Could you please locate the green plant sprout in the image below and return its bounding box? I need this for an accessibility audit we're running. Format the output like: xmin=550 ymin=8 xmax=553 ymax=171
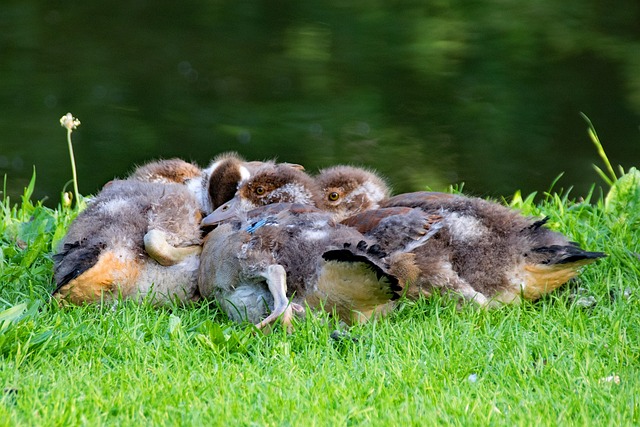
xmin=580 ymin=112 xmax=619 ymax=186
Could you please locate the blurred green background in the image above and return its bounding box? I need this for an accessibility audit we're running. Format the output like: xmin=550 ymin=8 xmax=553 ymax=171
xmin=2 ymin=1 xmax=639 ymax=206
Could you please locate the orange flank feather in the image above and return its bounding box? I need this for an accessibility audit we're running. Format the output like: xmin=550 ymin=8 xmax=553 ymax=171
xmin=312 ymin=260 xmax=395 ymax=324
xmin=521 ymin=259 xmax=598 ymax=301
xmin=54 ymin=251 xmax=142 ymax=304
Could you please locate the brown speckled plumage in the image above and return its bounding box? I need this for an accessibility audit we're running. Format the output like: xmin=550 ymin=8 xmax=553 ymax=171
xmin=129 ymin=158 xmax=202 ymax=184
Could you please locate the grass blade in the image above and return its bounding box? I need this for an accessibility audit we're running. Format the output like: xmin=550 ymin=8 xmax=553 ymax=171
xmin=580 ymin=112 xmax=618 ymax=184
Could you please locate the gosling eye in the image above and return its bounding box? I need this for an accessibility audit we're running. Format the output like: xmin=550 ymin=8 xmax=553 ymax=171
xmin=328 ymin=192 xmax=340 ymax=202
xmin=255 ymin=186 xmax=265 ymax=196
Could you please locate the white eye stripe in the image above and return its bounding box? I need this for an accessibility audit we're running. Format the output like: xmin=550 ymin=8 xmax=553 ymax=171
xmin=238 ymin=165 xmax=251 ymax=182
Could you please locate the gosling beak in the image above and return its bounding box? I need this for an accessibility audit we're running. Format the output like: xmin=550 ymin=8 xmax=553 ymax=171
xmin=281 ymin=162 xmax=305 ymax=171
xmin=201 ymin=197 xmax=240 ymax=226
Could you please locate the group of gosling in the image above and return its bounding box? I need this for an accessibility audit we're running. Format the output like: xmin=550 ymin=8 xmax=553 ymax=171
xmin=52 ymin=153 xmax=605 ymax=330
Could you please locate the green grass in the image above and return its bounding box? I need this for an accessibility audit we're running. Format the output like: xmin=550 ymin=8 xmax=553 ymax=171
xmin=1 ymin=166 xmax=639 ymax=426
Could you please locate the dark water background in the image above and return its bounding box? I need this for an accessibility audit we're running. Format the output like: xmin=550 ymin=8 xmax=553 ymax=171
xmin=2 ymin=1 xmax=640 ymax=206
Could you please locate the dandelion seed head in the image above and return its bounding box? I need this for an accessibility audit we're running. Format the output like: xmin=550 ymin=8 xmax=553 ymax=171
xmin=60 ymin=113 xmax=81 ymax=131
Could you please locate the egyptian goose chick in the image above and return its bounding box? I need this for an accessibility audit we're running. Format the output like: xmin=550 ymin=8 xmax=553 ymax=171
xmin=52 ymin=154 xmax=269 ymax=305
xmin=205 ymin=163 xmax=323 ymax=223
xmin=199 ymin=203 xmax=436 ymax=329
xmin=316 ymin=166 xmax=606 ymax=305
xmin=53 ymin=179 xmax=203 ymax=304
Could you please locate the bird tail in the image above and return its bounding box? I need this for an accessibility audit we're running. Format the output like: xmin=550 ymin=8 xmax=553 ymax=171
xmin=522 ymin=244 xmax=606 ymax=300
xmin=532 ymin=244 xmax=606 ymax=266
xmin=52 ymin=241 xmax=104 ymax=293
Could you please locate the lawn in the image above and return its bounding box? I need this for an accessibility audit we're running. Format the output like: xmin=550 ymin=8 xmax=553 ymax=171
xmin=1 ymin=162 xmax=639 ymax=426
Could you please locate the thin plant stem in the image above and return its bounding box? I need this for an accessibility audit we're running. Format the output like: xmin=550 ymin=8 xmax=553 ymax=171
xmin=66 ymin=127 xmax=80 ymax=207
xmin=60 ymin=113 xmax=82 ymax=209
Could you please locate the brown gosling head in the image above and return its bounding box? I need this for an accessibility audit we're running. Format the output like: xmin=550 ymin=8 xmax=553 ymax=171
xmin=315 ymin=165 xmax=391 ymax=222
xmin=201 ymin=163 xmax=321 ymax=226
xmin=199 ymin=152 xmax=264 ymax=213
